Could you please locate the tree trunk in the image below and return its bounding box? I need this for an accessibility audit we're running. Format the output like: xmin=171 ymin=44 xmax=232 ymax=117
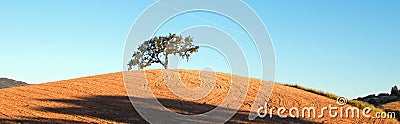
xmin=164 ymin=54 xmax=169 ymax=69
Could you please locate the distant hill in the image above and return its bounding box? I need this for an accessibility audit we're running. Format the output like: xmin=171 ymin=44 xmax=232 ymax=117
xmin=355 ymin=94 xmax=400 ymax=107
xmin=354 ymin=86 xmax=400 ymax=121
xmin=0 ymin=78 xmax=29 ymax=89
xmin=355 ymin=85 xmax=400 ymax=107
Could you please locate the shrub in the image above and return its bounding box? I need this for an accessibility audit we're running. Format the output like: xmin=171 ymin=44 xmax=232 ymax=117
xmin=391 ymin=85 xmax=400 ymax=96
xmin=378 ymin=93 xmax=390 ymax=96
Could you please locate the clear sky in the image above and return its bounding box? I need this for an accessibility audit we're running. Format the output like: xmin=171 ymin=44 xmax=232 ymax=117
xmin=0 ymin=0 xmax=399 ymax=99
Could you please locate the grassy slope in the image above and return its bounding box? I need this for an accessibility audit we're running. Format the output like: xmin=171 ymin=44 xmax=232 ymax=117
xmin=381 ymin=102 xmax=400 ymax=121
xmin=283 ymin=84 xmax=383 ymax=113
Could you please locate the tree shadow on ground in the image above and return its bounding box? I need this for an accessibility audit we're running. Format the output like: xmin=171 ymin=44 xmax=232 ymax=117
xmin=1 ymin=95 xmax=318 ymax=123
xmin=0 ymin=117 xmax=87 ymax=124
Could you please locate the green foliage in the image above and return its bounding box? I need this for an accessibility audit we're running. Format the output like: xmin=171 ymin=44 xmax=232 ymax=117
xmin=391 ymin=85 xmax=400 ymax=96
xmin=128 ymin=33 xmax=199 ymax=70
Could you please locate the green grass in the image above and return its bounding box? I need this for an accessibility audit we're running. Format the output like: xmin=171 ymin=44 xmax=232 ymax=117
xmin=283 ymin=83 xmax=384 ymax=114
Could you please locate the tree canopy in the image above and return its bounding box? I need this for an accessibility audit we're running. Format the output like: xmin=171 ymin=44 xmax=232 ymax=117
xmin=128 ymin=33 xmax=199 ymax=70
xmin=391 ymin=85 xmax=400 ymax=96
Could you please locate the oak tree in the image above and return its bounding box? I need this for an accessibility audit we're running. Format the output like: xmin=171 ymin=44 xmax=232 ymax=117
xmin=128 ymin=33 xmax=199 ymax=70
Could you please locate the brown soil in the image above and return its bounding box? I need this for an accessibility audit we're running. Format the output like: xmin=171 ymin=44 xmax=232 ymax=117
xmin=0 ymin=70 xmax=397 ymax=123
xmin=382 ymin=102 xmax=400 ymax=111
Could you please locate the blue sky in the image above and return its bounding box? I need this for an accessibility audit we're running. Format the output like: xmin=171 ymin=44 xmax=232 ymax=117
xmin=0 ymin=0 xmax=399 ymax=99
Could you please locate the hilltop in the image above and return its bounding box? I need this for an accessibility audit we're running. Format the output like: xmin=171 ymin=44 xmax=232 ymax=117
xmin=0 ymin=70 xmax=396 ymax=123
